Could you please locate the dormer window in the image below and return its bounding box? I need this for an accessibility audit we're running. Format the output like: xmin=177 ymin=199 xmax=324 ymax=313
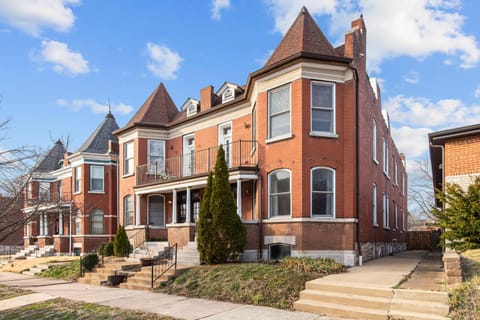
xmin=186 ymin=103 xmax=198 ymax=116
xmin=222 ymin=88 xmax=235 ymax=103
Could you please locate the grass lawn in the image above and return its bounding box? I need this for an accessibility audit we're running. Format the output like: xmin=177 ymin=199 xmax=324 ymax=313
xmin=157 ymin=257 xmax=345 ymax=310
xmin=0 ymin=285 xmax=32 ymax=301
xmin=0 ymin=298 xmax=175 ymax=320
xmin=37 ymin=260 xmax=81 ymax=281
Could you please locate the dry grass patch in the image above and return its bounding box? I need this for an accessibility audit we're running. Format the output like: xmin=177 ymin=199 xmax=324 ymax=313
xmin=0 ymin=285 xmax=32 ymax=301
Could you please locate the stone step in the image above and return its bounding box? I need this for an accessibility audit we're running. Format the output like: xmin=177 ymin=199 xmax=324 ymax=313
xmin=77 ymin=277 xmax=106 ymax=286
xmin=390 ymin=298 xmax=449 ymax=316
xmin=393 ymin=289 xmax=449 ymax=304
xmin=389 ymin=309 xmax=450 ymax=320
xmin=299 ymin=289 xmax=391 ymax=310
xmin=294 ymin=299 xmax=387 ymax=320
xmin=305 ymin=280 xmax=394 ymax=299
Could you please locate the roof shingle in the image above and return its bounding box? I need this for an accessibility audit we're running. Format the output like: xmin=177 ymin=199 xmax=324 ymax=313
xmin=77 ymin=112 xmax=119 ymax=154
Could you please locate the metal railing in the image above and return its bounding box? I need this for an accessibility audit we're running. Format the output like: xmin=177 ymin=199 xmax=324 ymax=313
xmin=137 ymin=140 xmax=257 ymax=186
xmin=151 ymin=243 xmax=177 ymax=288
xmin=26 ymin=191 xmax=72 ymax=206
xmin=128 ymin=227 xmax=147 ymax=250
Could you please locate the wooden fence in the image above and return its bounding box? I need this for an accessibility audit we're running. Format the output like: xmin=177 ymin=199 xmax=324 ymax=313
xmin=406 ymin=230 xmax=442 ymax=251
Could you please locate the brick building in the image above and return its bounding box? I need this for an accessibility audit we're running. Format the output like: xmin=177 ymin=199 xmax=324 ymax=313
xmin=429 ymin=123 xmax=480 ymax=205
xmin=114 ymin=8 xmax=407 ymax=266
xmin=21 ymin=112 xmax=119 ymax=255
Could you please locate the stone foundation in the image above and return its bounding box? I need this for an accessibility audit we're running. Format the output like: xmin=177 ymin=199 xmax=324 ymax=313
xmin=443 ymin=251 xmax=462 ymax=287
xmin=360 ymin=241 xmax=407 ymax=263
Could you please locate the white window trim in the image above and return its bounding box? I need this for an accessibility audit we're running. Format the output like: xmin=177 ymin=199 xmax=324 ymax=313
xmin=383 ymin=137 xmax=389 ymax=178
xmin=89 ymin=165 xmax=104 ymax=192
xmin=147 ymin=194 xmax=166 ymax=227
xmin=90 ymin=208 xmax=104 ymax=235
xmin=310 ymin=81 xmax=336 ymax=135
xmin=74 ymin=166 xmax=81 ymax=194
xmin=373 ymin=119 xmax=378 ymax=164
xmin=383 ymin=192 xmax=389 ymax=229
xmin=310 ymin=167 xmax=336 ymax=218
xmin=124 ymin=195 xmax=134 ymax=227
xmin=251 ymin=104 xmax=256 ymax=153
xmin=394 ymin=201 xmax=398 ymax=230
xmin=268 ymin=169 xmax=292 ymax=219
xmin=372 ymin=183 xmax=378 ymax=227
xmin=267 ymin=84 xmax=291 ymax=141
xmin=147 ymin=139 xmax=166 ymax=173
xmin=123 ymin=141 xmax=134 ymax=176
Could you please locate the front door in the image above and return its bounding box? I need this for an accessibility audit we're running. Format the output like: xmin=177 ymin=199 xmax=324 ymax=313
xmin=183 ymin=134 xmax=195 ymax=176
xmin=218 ymin=123 xmax=232 ymax=167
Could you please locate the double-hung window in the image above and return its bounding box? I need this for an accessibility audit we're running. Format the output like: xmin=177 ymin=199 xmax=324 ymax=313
xmin=372 ymin=120 xmax=377 ymax=162
xmin=123 ymin=142 xmax=134 ymax=175
xmin=311 ymin=82 xmax=335 ymax=134
xmin=383 ymin=138 xmax=389 ymax=176
xmin=372 ymin=183 xmax=377 ymax=226
xmin=90 ymin=165 xmax=104 ymax=192
xmin=148 ymin=140 xmax=165 ymax=173
xmin=268 ymin=170 xmax=291 ymax=217
xmin=311 ymin=167 xmax=335 ymax=217
xmin=124 ymin=195 xmax=134 ymax=226
xmin=90 ymin=209 xmax=104 ymax=234
xmin=74 ymin=167 xmax=81 ymax=193
xmin=383 ymin=193 xmax=389 ymax=229
xmin=268 ymin=84 xmax=290 ymax=140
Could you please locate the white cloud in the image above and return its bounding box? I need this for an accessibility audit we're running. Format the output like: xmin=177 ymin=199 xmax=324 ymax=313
xmin=385 ymin=95 xmax=480 ymax=128
xmin=391 ymin=126 xmax=432 ymax=159
xmin=211 ymin=0 xmax=230 ymax=21
xmin=403 ymin=70 xmax=419 ymax=84
xmin=0 ymin=0 xmax=79 ymax=37
xmin=265 ymin=0 xmax=480 ymax=71
xmin=38 ymin=40 xmax=89 ymax=76
xmin=146 ymin=42 xmax=183 ymax=80
xmin=56 ymin=98 xmax=133 ymax=115
xmin=475 ymin=84 xmax=480 ymax=98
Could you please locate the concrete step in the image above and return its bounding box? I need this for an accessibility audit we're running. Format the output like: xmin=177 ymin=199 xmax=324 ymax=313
xmin=305 ymin=280 xmax=394 ymax=299
xmin=21 ymin=271 xmax=37 ymax=276
xmin=299 ymin=289 xmax=391 ymax=310
xmin=393 ymin=289 xmax=449 ymax=304
xmin=77 ymin=277 xmax=106 ymax=286
xmin=389 ymin=309 xmax=450 ymax=320
xmin=294 ymin=299 xmax=387 ymax=320
xmin=390 ymin=298 xmax=449 ymax=316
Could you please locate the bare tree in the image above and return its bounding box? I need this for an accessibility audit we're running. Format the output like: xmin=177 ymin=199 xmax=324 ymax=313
xmin=408 ymin=157 xmax=435 ymax=220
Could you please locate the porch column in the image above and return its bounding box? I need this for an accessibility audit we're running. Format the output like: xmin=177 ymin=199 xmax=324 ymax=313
xmin=186 ymin=187 xmax=191 ymax=223
xmin=44 ymin=214 xmax=49 ymax=236
xmin=59 ymin=210 xmax=64 ymax=235
xmin=39 ymin=214 xmax=44 ymax=236
xmin=136 ymin=195 xmax=141 ymax=226
xmin=172 ymin=189 xmax=177 ymax=224
xmin=236 ymin=179 xmax=242 ymax=217
xmin=26 ymin=221 xmax=31 ymax=237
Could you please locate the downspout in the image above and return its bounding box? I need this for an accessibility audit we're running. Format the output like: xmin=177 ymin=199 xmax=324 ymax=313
xmin=352 ymin=66 xmax=363 ymax=265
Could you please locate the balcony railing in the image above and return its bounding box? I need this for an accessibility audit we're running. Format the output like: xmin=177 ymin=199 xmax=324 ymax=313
xmin=26 ymin=191 xmax=72 ymax=207
xmin=137 ymin=140 xmax=257 ymax=186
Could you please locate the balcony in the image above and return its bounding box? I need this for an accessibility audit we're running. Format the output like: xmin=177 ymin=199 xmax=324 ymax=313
xmin=26 ymin=192 xmax=73 ymax=207
xmin=137 ymin=140 xmax=257 ymax=186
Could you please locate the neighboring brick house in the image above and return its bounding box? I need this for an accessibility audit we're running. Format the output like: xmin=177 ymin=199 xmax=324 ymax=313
xmin=22 ymin=112 xmax=119 ymax=255
xmin=0 ymin=195 xmax=24 ymax=249
xmin=114 ymin=7 xmax=407 ymax=266
xmin=429 ymin=123 xmax=480 ymax=205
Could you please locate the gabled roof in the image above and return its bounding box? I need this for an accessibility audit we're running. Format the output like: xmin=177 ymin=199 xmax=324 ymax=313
xmin=77 ymin=112 xmax=119 ymax=154
xmin=264 ymin=6 xmax=340 ymax=67
xmin=123 ymin=82 xmax=179 ymax=130
xmin=33 ymin=140 xmax=67 ymax=173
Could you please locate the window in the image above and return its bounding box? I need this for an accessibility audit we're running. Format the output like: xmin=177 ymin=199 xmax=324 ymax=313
xmin=39 ymin=181 xmax=50 ymax=201
xmin=148 ymin=195 xmax=165 ymax=227
xmin=74 ymin=166 xmax=81 ymax=193
xmin=394 ymin=201 xmax=398 ymax=230
xmin=268 ymin=84 xmax=290 ymax=139
xmin=222 ymin=88 xmax=234 ymax=103
xmin=372 ymin=183 xmax=377 ymax=226
xmin=269 ymin=244 xmax=291 ymax=261
xmin=311 ymin=82 xmax=335 ymax=133
xmin=383 ymin=193 xmax=389 ymax=229
xmin=402 ymin=209 xmax=406 ymax=231
xmin=373 ymin=120 xmax=377 ymax=162
xmin=57 ymin=180 xmax=62 ymax=201
xmin=394 ymin=161 xmax=398 ymax=186
xmin=252 ymin=105 xmax=256 ymax=151
xmin=90 ymin=165 xmax=104 ymax=192
xmin=148 ymin=140 xmax=165 ymax=173
xmin=75 ymin=210 xmax=82 ymax=235
xmin=124 ymin=195 xmax=134 ymax=226
xmin=268 ymin=170 xmax=291 ymax=217
xmin=123 ymin=142 xmax=134 ymax=175
xmin=90 ymin=209 xmax=104 ymax=234
xmin=186 ymin=103 xmax=198 ymax=117
xmin=383 ymin=138 xmax=389 ymax=176
xmin=402 ymin=173 xmax=406 ymax=195
xmin=311 ymin=167 xmax=335 ymax=217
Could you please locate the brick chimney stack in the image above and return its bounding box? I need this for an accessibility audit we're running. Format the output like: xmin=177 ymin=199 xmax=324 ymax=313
xmin=200 ymin=85 xmax=215 ymax=111
xmin=344 ymin=15 xmax=367 ymax=71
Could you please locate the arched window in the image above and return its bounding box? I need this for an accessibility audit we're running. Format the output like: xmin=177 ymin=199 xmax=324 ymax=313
xmin=124 ymin=195 xmax=134 ymax=226
xmin=90 ymin=208 xmax=104 ymax=234
xmin=311 ymin=167 xmax=335 ymax=217
xmin=148 ymin=195 xmax=165 ymax=227
xmin=268 ymin=169 xmax=291 ymax=218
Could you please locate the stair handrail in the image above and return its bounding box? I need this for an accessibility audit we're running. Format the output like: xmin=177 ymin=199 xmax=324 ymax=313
xmin=128 ymin=227 xmax=147 ymax=250
xmin=151 ymin=243 xmax=177 ymax=288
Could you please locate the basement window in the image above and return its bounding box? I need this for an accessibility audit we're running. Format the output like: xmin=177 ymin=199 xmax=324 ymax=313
xmin=269 ymin=243 xmax=291 ymax=261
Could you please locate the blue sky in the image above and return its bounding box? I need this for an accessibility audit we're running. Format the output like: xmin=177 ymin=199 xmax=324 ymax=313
xmin=1 ymin=1 xmax=480 ymax=188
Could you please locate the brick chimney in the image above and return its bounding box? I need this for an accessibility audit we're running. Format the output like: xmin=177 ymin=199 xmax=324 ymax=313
xmin=344 ymin=15 xmax=367 ymax=71
xmin=200 ymin=85 xmax=215 ymax=111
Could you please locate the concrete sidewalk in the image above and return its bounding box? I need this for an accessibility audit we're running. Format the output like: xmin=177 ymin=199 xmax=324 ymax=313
xmin=0 ymin=250 xmax=436 ymax=320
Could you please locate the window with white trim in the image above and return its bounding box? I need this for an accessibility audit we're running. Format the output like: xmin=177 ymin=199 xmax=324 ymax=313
xmin=383 ymin=138 xmax=389 ymax=176
xmin=372 ymin=183 xmax=378 ymax=226
xmin=394 ymin=161 xmax=398 ymax=186
xmin=123 ymin=141 xmax=134 ymax=175
xmin=311 ymin=82 xmax=335 ymax=133
xmin=124 ymin=195 xmax=134 ymax=226
xmin=373 ymin=120 xmax=377 ymax=162
xmin=90 ymin=208 xmax=104 ymax=234
xmin=90 ymin=165 xmax=104 ymax=192
xmin=268 ymin=170 xmax=291 ymax=217
xmin=148 ymin=140 xmax=165 ymax=173
xmin=74 ymin=166 xmax=81 ymax=193
xmin=394 ymin=201 xmax=398 ymax=230
xmin=268 ymin=84 xmax=290 ymax=139
xmin=311 ymin=167 xmax=335 ymax=217
xmin=39 ymin=181 xmax=50 ymax=201
xmin=402 ymin=208 xmax=406 ymax=231
xmin=252 ymin=105 xmax=256 ymax=151
xmin=75 ymin=210 xmax=82 ymax=235
xmin=383 ymin=192 xmax=389 ymax=229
